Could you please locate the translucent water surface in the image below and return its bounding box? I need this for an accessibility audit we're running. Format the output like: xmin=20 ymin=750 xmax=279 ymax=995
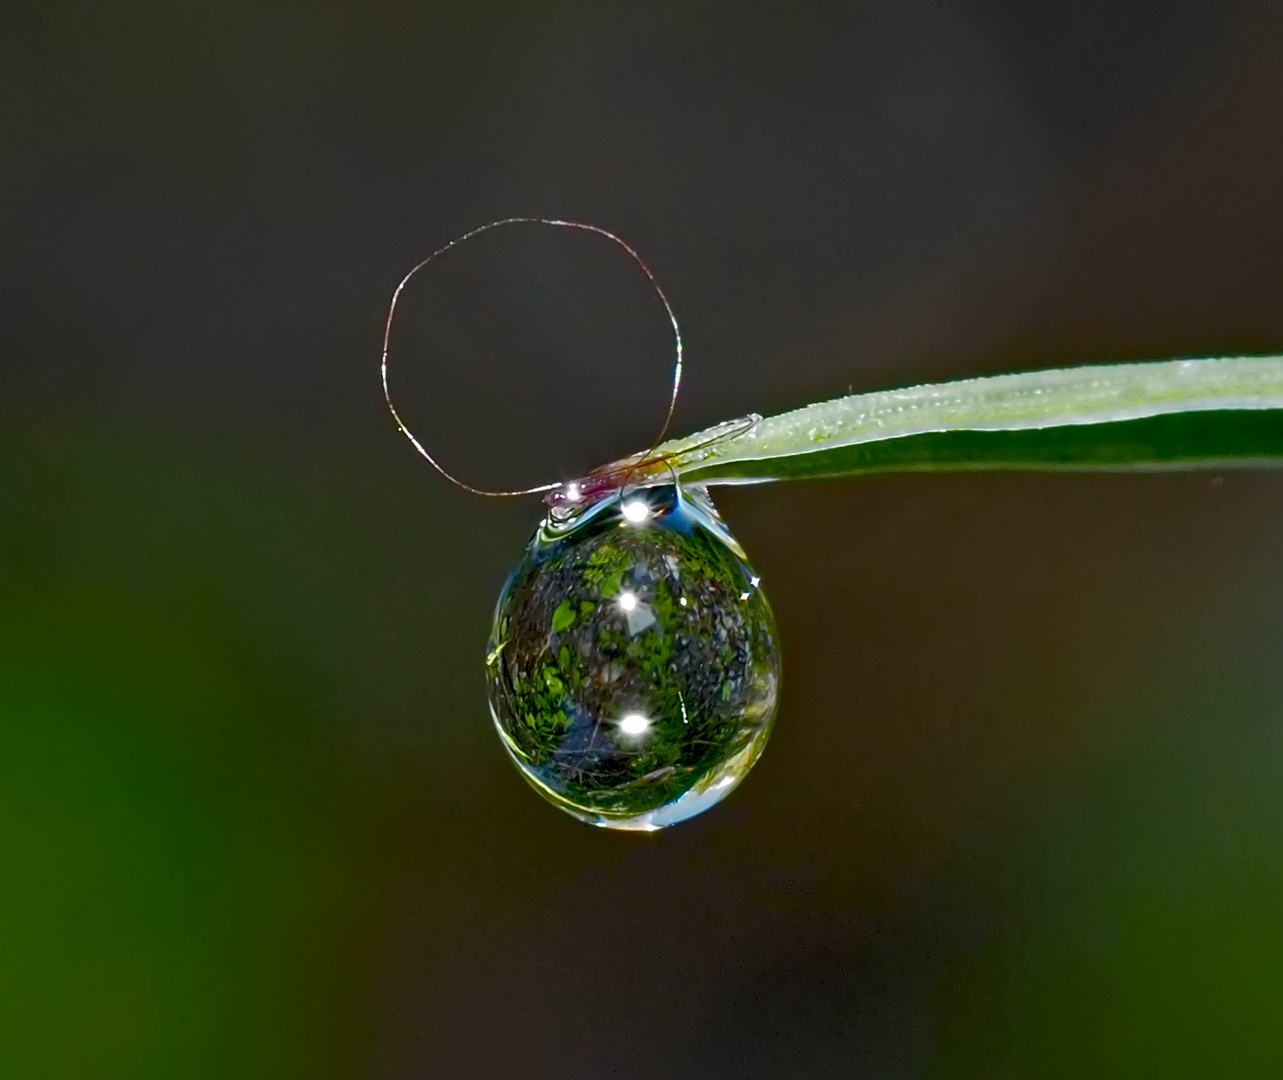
xmin=485 ymin=485 xmax=781 ymax=829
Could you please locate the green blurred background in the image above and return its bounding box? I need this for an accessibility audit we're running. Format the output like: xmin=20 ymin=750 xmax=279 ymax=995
xmin=4 ymin=1 xmax=1283 ymax=1076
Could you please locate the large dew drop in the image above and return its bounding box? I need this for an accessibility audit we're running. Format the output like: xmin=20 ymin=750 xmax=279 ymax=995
xmin=485 ymin=485 xmax=781 ymax=830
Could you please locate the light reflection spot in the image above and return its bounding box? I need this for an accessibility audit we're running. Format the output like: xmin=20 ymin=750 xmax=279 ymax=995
xmin=622 ymin=500 xmax=650 ymax=524
xmin=619 ymin=713 xmax=651 ymax=736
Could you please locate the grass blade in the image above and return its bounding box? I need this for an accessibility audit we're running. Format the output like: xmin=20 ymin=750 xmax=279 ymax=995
xmin=615 ymin=355 xmax=1283 ymax=486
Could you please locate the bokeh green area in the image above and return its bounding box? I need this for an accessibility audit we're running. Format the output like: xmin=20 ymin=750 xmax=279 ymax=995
xmin=3 ymin=423 xmax=352 ymax=1076
xmin=4 ymin=412 xmax=1283 ymax=1076
xmin=0 ymin=416 xmax=517 ymax=1076
xmin=928 ymin=692 xmax=1283 ymax=1077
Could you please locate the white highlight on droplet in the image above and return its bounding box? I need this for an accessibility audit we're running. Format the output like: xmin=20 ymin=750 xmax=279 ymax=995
xmin=750 ymin=575 xmax=761 ymax=587
xmin=619 ymin=713 xmax=651 ymax=736
xmin=618 ymin=591 xmax=637 ymax=612
xmin=739 ymin=591 xmax=751 ymax=601
xmin=621 ymin=500 xmax=649 ymax=524
xmin=565 ymin=482 xmax=582 ymax=503
xmin=679 ymin=596 xmax=687 ymax=607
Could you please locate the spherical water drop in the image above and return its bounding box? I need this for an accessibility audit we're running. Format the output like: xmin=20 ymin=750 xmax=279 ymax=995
xmin=485 ymin=485 xmax=781 ymax=830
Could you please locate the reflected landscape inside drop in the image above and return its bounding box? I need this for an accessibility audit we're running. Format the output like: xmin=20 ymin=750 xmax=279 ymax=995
xmin=485 ymin=485 xmax=781 ymax=829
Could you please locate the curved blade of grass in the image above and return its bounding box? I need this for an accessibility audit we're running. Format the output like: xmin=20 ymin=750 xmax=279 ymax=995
xmin=610 ymin=355 xmax=1283 ymax=487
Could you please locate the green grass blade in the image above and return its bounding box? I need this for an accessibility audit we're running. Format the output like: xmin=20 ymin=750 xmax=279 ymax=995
xmin=624 ymin=355 xmax=1283 ymax=485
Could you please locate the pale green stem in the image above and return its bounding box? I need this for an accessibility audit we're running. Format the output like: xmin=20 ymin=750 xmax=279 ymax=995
xmin=608 ymin=355 xmax=1283 ymax=486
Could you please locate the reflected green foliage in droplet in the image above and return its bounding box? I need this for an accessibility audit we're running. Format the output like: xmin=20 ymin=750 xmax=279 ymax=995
xmin=485 ymin=486 xmax=780 ymax=829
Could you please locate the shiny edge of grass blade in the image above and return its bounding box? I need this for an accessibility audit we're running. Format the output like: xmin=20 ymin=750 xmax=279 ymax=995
xmin=624 ymin=355 xmax=1283 ymax=485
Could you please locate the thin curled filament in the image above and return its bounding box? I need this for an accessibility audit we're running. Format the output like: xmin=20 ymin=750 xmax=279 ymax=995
xmin=381 ymin=217 xmax=685 ymax=499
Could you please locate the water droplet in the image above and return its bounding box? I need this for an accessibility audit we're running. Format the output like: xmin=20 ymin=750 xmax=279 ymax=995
xmin=485 ymin=485 xmax=781 ymax=830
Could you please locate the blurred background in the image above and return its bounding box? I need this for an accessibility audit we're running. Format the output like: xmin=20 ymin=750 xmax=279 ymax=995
xmin=4 ymin=1 xmax=1283 ymax=1075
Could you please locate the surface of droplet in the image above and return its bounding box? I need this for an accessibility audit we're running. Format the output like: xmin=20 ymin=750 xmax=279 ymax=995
xmin=485 ymin=485 xmax=781 ymax=830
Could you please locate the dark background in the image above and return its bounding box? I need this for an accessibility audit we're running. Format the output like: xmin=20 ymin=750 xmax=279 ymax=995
xmin=4 ymin=1 xmax=1283 ymax=1076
